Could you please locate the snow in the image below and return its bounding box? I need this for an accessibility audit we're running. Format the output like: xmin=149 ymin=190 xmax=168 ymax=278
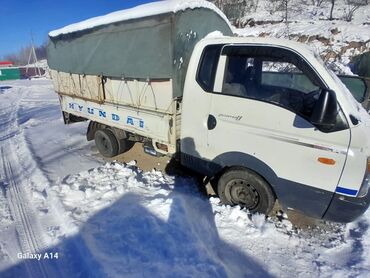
xmin=0 ymin=79 xmax=369 ymax=277
xmin=49 ymin=0 xmax=230 ymax=37
xmin=205 ymin=30 xmax=225 ymax=39
xmin=22 ymin=59 xmax=48 ymax=69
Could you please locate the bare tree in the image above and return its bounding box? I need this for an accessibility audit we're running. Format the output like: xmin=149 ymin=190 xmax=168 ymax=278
xmin=344 ymin=0 xmax=368 ymax=22
xmin=253 ymin=0 xmax=260 ymax=12
xmin=209 ymin=0 xmax=245 ymax=21
xmin=279 ymin=0 xmax=292 ymax=22
xmin=311 ymin=0 xmax=326 ymax=6
xmin=329 ymin=0 xmax=335 ymax=20
xmin=209 ymin=0 xmax=264 ymax=25
xmin=2 ymin=42 xmax=47 ymax=65
xmin=283 ymin=0 xmax=289 ymax=22
xmin=265 ymin=0 xmax=282 ymax=15
xmin=264 ymin=0 xmax=292 ymax=22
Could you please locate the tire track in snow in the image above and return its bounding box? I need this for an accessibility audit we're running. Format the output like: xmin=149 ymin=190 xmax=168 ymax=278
xmin=0 ymin=86 xmax=60 ymax=277
xmin=0 ymin=147 xmax=48 ymax=278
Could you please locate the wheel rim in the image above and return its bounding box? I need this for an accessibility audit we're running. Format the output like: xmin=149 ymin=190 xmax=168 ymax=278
xmin=101 ymin=136 xmax=111 ymax=151
xmin=95 ymin=131 xmax=115 ymax=156
xmin=226 ymin=179 xmax=260 ymax=210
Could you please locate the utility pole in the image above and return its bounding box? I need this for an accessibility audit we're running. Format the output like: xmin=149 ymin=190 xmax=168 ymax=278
xmin=26 ymin=32 xmax=42 ymax=77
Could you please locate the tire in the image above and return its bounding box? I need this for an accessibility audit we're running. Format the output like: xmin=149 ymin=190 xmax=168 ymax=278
xmin=118 ymin=138 xmax=134 ymax=155
xmin=217 ymin=168 xmax=275 ymax=214
xmin=94 ymin=129 xmax=119 ymax=158
xmin=117 ymin=138 xmax=127 ymax=154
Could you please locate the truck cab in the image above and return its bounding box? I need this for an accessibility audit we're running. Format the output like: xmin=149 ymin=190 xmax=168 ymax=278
xmin=181 ymin=37 xmax=370 ymax=222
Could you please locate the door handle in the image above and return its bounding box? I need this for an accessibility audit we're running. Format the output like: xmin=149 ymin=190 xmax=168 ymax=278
xmin=207 ymin=114 xmax=217 ymax=130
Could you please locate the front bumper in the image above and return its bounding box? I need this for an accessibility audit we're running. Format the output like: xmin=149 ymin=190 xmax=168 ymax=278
xmin=323 ymin=190 xmax=370 ymax=223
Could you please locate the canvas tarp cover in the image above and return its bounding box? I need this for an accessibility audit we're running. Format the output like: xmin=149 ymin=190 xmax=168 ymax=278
xmin=47 ymin=8 xmax=233 ymax=97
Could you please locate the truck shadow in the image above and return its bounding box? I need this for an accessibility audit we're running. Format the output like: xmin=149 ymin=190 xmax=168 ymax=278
xmin=0 ymin=173 xmax=273 ymax=278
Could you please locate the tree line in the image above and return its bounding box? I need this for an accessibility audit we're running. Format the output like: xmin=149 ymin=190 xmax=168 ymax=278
xmin=209 ymin=0 xmax=369 ymax=24
xmin=2 ymin=42 xmax=47 ymax=66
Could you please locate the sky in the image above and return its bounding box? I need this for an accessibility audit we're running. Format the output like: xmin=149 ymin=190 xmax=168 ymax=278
xmin=0 ymin=0 xmax=159 ymax=59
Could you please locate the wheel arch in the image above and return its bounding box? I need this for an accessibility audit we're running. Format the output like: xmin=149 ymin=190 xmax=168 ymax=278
xmin=210 ymin=152 xmax=333 ymax=218
xmin=212 ymin=164 xmax=278 ymax=202
xmin=87 ymin=121 xmax=127 ymax=142
xmin=87 ymin=121 xmax=106 ymax=141
xmin=210 ymin=152 xmax=280 ymax=199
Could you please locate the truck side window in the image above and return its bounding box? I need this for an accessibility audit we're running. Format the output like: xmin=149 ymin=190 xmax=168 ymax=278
xmin=197 ymin=45 xmax=223 ymax=92
xmin=221 ymin=47 xmax=324 ymax=120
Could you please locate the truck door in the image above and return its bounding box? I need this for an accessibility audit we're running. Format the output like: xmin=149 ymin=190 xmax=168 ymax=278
xmin=206 ymin=45 xmax=351 ymax=217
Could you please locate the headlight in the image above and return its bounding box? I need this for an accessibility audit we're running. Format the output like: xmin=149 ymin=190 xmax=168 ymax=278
xmin=358 ymin=158 xmax=370 ymax=197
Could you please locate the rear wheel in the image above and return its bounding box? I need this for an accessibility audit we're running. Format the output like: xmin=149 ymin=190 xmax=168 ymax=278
xmin=94 ymin=129 xmax=119 ymax=158
xmin=118 ymin=138 xmax=135 ymax=155
xmin=217 ymin=168 xmax=275 ymax=214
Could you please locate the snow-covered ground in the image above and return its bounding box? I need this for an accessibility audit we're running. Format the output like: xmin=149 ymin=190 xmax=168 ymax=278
xmin=0 ymin=79 xmax=369 ymax=277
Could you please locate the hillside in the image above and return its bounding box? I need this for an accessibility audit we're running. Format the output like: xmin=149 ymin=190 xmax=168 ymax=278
xmin=215 ymin=0 xmax=370 ymax=74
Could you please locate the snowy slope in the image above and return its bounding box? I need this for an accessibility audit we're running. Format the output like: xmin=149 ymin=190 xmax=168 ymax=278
xmin=0 ymin=80 xmax=369 ymax=277
xmin=234 ymin=0 xmax=370 ymax=74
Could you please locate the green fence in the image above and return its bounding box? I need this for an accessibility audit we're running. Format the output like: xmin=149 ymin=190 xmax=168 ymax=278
xmin=0 ymin=67 xmax=20 ymax=81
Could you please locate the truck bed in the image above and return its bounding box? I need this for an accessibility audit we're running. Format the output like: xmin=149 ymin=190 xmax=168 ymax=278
xmin=53 ymin=71 xmax=180 ymax=154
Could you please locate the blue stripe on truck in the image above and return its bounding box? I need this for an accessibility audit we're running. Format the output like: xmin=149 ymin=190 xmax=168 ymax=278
xmin=336 ymin=186 xmax=358 ymax=197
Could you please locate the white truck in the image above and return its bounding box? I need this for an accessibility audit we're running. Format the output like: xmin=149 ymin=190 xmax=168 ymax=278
xmin=48 ymin=1 xmax=370 ymax=222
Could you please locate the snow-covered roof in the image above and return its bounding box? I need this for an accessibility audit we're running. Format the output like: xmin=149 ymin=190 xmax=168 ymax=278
xmin=49 ymin=0 xmax=230 ymax=37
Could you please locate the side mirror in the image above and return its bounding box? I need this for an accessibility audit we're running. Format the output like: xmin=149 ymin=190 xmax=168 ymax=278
xmin=311 ymin=89 xmax=338 ymax=129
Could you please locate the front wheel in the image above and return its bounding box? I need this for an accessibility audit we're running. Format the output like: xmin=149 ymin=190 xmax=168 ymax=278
xmin=217 ymin=168 xmax=276 ymax=214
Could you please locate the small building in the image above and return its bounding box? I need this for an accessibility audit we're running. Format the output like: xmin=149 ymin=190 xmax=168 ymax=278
xmin=0 ymin=67 xmax=21 ymax=81
xmin=0 ymin=60 xmax=20 ymax=81
xmin=0 ymin=61 xmax=14 ymax=68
